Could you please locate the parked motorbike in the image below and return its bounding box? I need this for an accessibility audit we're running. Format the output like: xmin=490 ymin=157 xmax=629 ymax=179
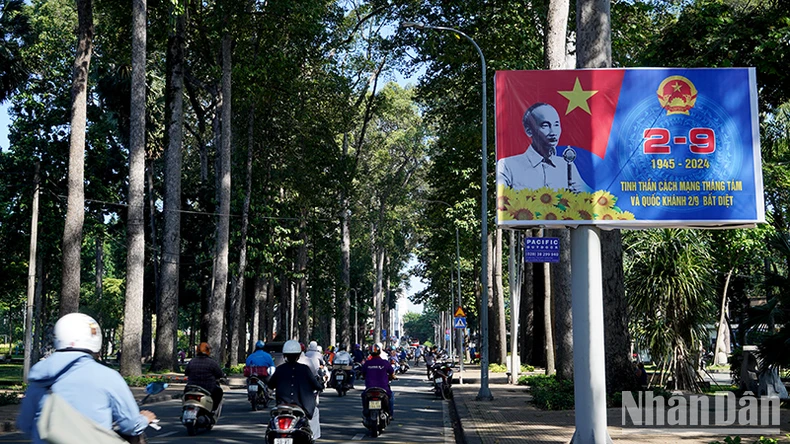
xmin=432 ymin=362 xmax=454 ymax=400
xmin=397 ymin=358 xmax=410 ymax=374
xmin=181 ymin=385 xmax=221 ymax=436
xmin=329 ymin=367 xmax=353 ymax=396
xmin=265 ymin=404 xmax=314 ymax=444
xmin=361 ymin=387 xmax=391 ymax=438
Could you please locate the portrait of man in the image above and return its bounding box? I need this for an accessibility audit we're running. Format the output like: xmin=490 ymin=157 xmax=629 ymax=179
xmin=496 ymin=102 xmax=592 ymax=192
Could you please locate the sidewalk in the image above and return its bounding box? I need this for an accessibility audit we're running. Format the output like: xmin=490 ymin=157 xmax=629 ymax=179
xmin=451 ymin=365 xmax=790 ymax=444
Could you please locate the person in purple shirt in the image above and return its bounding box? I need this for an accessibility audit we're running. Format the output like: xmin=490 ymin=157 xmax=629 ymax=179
xmin=361 ymin=343 xmax=396 ymax=418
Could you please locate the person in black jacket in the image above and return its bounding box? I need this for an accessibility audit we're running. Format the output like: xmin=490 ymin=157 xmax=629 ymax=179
xmin=268 ymin=339 xmax=324 ymax=437
xmin=184 ymin=342 xmax=225 ymax=411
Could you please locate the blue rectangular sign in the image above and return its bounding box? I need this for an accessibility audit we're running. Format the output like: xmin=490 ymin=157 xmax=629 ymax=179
xmin=524 ymin=237 xmax=560 ymax=263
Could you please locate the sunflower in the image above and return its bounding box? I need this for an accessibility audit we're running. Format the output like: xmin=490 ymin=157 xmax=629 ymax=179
xmin=594 ymin=207 xmax=618 ymax=220
xmin=535 ymin=204 xmax=562 ymax=220
xmin=534 ymin=187 xmax=559 ymax=206
xmin=591 ymin=190 xmax=617 ymax=209
xmin=615 ymin=211 xmax=636 ymax=220
xmin=497 ymin=184 xmax=517 ymax=211
xmin=556 ymin=191 xmax=578 ymax=211
xmin=502 ymin=188 xmax=536 ymax=221
xmin=573 ymin=208 xmax=595 ymax=220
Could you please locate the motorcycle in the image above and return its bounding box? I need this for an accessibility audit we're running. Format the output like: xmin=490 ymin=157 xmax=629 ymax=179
xmin=181 ymin=385 xmax=221 ymax=436
xmin=247 ymin=374 xmax=272 ymax=411
xmin=352 ymin=361 xmax=364 ymax=381
xmin=265 ymin=404 xmax=314 ymax=444
xmin=329 ymin=366 xmax=353 ymax=396
xmin=397 ymin=358 xmax=410 ymax=374
xmin=361 ymin=387 xmax=391 ymax=438
xmin=432 ymin=362 xmax=454 ymax=400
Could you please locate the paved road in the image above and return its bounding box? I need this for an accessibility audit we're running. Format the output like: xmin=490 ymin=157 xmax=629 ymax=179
xmin=0 ymin=370 xmax=454 ymax=443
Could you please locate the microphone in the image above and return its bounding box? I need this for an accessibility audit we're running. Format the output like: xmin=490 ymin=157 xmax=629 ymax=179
xmin=562 ymin=147 xmax=577 ymax=190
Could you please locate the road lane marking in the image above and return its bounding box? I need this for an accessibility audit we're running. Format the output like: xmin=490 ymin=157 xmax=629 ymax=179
xmin=352 ymin=433 xmax=366 ymax=440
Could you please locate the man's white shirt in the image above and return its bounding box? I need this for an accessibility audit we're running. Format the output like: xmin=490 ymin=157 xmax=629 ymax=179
xmin=497 ymin=146 xmax=591 ymax=193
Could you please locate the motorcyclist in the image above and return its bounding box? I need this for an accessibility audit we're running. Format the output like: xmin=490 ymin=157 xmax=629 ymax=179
xmin=245 ymin=340 xmax=275 ymax=377
xmin=361 ymin=342 xmax=396 ymax=418
xmin=324 ymin=345 xmax=336 ymax=366
xmin=184 ymin=342 xmax=225 ymax=412
xmin=17 ymin=313 xmax=157 ymax=443
xmin=352 ymin=343 xmax=365 ymax=364
xmin=304 ymin=341 xmax=326 ymax=382
xmin=333 ymin=346 xmax=355 ymax=388
xmin=268 ymin=339 xmax=324 ymax=438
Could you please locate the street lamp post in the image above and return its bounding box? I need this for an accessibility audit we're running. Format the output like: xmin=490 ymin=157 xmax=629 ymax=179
xmin=401 ymin=21 xmax=490 ymax=400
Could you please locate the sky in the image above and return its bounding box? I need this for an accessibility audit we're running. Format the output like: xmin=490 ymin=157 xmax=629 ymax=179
xmin=0 ymin=103 xmax=9 ymax=151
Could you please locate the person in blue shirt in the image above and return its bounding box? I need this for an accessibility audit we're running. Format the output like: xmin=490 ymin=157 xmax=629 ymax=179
xmin=246 ymin=340 xmax=275 ymax=370
xmin=17 ymin=313 xmax=156 ymax=443
xmin=352 ymin=343 xmax=365 ymax=364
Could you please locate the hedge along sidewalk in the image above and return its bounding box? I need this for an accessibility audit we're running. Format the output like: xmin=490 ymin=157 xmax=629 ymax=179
xmin=452 ymin=365 xmax=790 ymax=444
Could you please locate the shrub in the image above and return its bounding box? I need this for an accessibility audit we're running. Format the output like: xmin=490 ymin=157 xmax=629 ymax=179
xmin=521 ymin=364 xmax=535 ymax=372
xmin=518 ymin=374 xmax=575 ymax=410
xmin=0 ymin=391 xmax=22 ymax=406
xmin=226 ymin=364 xmax=245 ymax=375
xmin=123 ymin=375 xmax=168 ymax=387
xmin=488 ymin=363 xmax=508 ymax=373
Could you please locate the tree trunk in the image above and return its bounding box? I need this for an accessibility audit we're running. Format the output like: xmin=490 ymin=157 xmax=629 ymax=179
xmin=95 ymin=234 xmax=103 ymax=300
xmin=520 ymin=233 xmax=534 ymax=364
xmin=713 ymin=268 xmax=734 ymax=365
xmin=228 ymin=106 xmax=255 ymax=366
xmin=544 ymin=260 xmax=555 ymax=375
xmin=121 ymin=0 xmax=146 ymax=377
xmin=545 ymin=0 xmax=571 ymax=70
xmin=601 ymin=230 xmax=638 ymax=392
xmin=494 ymin=228 xmax=507 ymax=364
xmin=373 ymin=245 xmax=384 ymax=345
xmin=24 ymin=163 xmax=40 ymax=382
xmin=383 ymin=253 xmax=390 ymax=347
xmin=340 ymin=134 xmax=352 ymax=350
xmin=207 ymin=30 xmax=232 ymax=356
xmin=144 ymin=159 xmax=158 ymax=362
xmin=278 ymin=271 xmax=289 ymax=339
xmin=486 ymin=233 xmax=496 ymax=362
xmin=60 ymin=0 xmax=94 ymax=316
xmin=509 ymin=230 xmax=522 ymax=383
xmin=33 ymin=248 xmax=44 ymax=363
xmin=297 ymin=219 xmax=309 ymax=342
xmin=551 ymin=229 xmax=573 ymax=381
xmin=151 ymin=2 xmax=184 ymax=372
xmin=251 ymin=277 xmax=263 ymax=344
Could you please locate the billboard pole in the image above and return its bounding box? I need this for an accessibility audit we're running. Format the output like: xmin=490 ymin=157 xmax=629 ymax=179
xmin=570 ymin=227 xmax=612 ymax=443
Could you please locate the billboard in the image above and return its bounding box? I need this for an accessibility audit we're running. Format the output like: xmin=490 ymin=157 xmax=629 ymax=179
xmin=495 ymin=68 xmax=765 ymax=228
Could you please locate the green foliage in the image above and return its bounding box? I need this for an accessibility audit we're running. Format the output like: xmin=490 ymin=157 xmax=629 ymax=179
xmin=225 ymin=364 xmax=245 ymax=375
xmin=0 ymin=391 xmax=23 ymax=406
xmin=402 ymin=311 xmax=438 ymax=343
xmin=521 ymin=364 xmax=535 ymax=373
xmin=709 ymin=437 xmax=783 ymax=444
xmin=518 ymin=375 xmax=574 ymax=410
xmin=122 ymin=375 xmax=169 ymax=387
xmin=488 ymin=363 xmax=508 ymax=373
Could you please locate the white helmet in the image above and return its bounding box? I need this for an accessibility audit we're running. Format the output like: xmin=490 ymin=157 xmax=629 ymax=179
xmin=308 ymin=341 xmax=318 ymax=351
xmin=54 ymin=313 xmax=102 ymax=353
xmin=283 ymin=339 xmax=302 ymax=355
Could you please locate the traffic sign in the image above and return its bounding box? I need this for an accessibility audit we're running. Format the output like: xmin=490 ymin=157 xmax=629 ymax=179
xmin=454 ymin=317 xmax=467 ymax=329
xmin=454 ymin=306 xmax=466 ymax=317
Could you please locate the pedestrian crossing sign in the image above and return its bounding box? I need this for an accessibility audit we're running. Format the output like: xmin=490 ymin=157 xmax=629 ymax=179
xmin=454 ymin=317 xmax=467 ymax=329
xmin=454 ymin=306 xmax=466 ymax=317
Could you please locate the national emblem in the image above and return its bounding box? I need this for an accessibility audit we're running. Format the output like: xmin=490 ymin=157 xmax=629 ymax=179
xmin=656 ymin=75 xmax=697 ymax=115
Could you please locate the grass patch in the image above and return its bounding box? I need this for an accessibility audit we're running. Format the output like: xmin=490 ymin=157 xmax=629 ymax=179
xmin=702 ymin=384 xmax=739 ymax=394
xmin=488 ymin=363 xmax=508 ymax=373
xmin=0 ymin=364 xmax=23 ymax=385
xmin=518 ymin=374 xmax=575 ymax=410
xmin=225 ymin=364 xmax=245 ymax=375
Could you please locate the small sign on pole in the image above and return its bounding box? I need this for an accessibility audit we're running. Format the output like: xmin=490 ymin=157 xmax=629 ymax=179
xmin=454 ymin=306 xmax=466 ymax=317
xmin=524 ymin=237 xmax=560 ymax=263
xmin=454 ymin=317 xmax=467 ymax=329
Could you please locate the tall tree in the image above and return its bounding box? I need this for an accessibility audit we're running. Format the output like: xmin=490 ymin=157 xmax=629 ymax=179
xmin=207 ymin=16 xmax=232 ymax=357
xmin=0 ymin=0 xmax=31 ymax=103
xmin=59 ymin=0 xmax=94 ymax=315
xmin=151 ymin=0 xmax=185 ymax=372
xmin=120 ymin=0 xmax=147 ymax=377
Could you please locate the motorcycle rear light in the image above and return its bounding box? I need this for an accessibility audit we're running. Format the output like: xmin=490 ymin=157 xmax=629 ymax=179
xmin=185 ymin=394 xmax=202 ymax=401
xmin=277 ymin=416 xmax=294 ymax=431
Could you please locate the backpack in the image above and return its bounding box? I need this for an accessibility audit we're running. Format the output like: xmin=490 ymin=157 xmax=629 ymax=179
xmin=35 ymin=358 xmax=127 ymax=444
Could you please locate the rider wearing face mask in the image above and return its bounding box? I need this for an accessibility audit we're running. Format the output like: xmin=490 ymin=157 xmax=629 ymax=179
xmin=17 ymin=313 xmax=157 ymax=443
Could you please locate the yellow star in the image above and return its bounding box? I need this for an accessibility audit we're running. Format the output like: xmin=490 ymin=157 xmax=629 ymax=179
xmin=558 ymin=78 xmax=598 ymax=115
xmin=672 ymin=82 xmax=683 ymax=92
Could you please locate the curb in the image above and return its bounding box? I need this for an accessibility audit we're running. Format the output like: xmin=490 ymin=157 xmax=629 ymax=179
xmin=448 ymin=389 xmax=467 ymax=444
